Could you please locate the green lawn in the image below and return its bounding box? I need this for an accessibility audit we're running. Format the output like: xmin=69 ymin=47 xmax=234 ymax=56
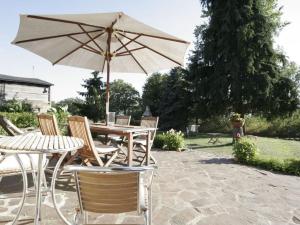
xmin=185 ymin=134 xmax=300 ymax=160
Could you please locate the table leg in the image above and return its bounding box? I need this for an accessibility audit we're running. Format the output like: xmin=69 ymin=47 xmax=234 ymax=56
xmin=11 ymin=154 xmax=28 ymax=225
xmin=51 ymin=152 xmax=71 ymax=225
xmin=127 ymin=133 xmax=133 ymax=166
xmin=146 ymin=131 xmax=151 ymax=166
xmin=34 ymin=154 xmax=43 ymax=225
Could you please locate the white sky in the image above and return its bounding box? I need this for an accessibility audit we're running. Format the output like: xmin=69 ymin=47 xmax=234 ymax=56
xmin=0 ymin=0 xmax=299 ymax=101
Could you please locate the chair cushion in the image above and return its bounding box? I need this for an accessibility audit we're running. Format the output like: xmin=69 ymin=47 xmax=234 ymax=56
xmin=133 ymin=138 xmax=147 ymax=146
xmin=108 ymin=134 xmax=123 ymax=141
xmin=0 ymin=154 xmax=47 ymax=175
xmin=96 ymin=145 xmax=119 ymax=154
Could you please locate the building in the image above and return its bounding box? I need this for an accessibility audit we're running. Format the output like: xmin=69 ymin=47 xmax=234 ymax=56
xmin=0 ymin=74 xmax=53 ymax=113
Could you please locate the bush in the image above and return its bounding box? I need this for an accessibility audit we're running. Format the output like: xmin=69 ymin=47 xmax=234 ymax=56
xmin=153 ymin=134 xmax=166 ymax=148
xmin=162 ymin=129 xmax=185 ymax=151
xmin=233 ymin=138 xmax=258 ymax=163
xmin=251 ymin=158 xmax=300 ymax=176
xmin=0 ymin=112 xmax=37 ymax=128
xmin=0 ymin=99 xmax=32 ymax=112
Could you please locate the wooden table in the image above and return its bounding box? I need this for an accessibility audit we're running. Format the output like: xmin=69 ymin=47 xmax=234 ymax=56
xmin=0 ymin=134 xmax=84 ymax=225
xmin=90 ymin=123 xmax=156 ymax=166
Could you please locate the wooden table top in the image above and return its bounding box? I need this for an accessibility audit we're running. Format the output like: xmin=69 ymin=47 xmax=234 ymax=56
xmin=90 ymin=123 xmax=157 ymax=134
xmin=0 ymin=134 xmax=84 ymax=154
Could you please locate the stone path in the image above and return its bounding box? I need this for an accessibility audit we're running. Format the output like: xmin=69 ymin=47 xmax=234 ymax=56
xmin=0 ymin=150 xmax=300 ymax=225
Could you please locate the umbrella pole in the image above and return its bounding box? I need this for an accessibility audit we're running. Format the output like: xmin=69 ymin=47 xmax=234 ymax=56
xmin=105 ymin=28 xmax=112 ymax=125
xmin=105 ymin=59 xmax=110 ymax=125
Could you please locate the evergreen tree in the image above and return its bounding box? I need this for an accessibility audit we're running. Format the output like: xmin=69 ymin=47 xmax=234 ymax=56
xmin=189 ymin=0 xmax=299 ymax=119
xmin=142 ymin=73 xmax=167 ymax=116
xmin=158 ymin=67 xmax=190 ymax=131
xmin=78 ymin=71 xmax=105 ymax=122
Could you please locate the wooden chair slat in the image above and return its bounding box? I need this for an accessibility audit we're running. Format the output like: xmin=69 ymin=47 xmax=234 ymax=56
xmin=82 ymin=202 xmax=137 ymax=213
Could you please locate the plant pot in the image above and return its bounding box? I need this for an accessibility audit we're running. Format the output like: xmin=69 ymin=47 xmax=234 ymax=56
xmin=231 ymin=120 xmax=245 ymax=128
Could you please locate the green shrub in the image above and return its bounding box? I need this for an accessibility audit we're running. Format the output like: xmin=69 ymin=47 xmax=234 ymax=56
xmin=162 ymin=129 xmax=185 ymax=151
xmin=0 ymin=99 xmax=32 ymax=112
xmin=153 ymin=134 xmax=166 ymax=149
xmin=251 ymin=158 xmax=300 ymax=176
xmin=233 ymin=138 xmax=258 ymax=163
xmin=283 ymin=159 xmax=300 ymax=175
xmin=0 ymin=112 xmax=37 ymax=128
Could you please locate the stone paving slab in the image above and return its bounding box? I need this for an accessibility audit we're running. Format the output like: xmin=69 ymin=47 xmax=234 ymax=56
xmin=0 ymin=150 xmax=300 ymax=225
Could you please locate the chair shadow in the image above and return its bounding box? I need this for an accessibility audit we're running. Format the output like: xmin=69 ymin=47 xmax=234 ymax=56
xmin=199 ymin=157 xmax=234 ymax=165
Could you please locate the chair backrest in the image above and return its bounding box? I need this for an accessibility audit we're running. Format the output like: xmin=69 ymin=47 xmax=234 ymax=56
xmin=116 ymin=115 xmax=131 ymax=126
xmin=0 ymin=116 xmax=24 ymax=136
xmin=76 ymin=171 xmax=140 ymax=213
xmin=140 ymin=116 xmax=159 ymax=140
xmin=63 ymin=165 xmax=155 ymax=216
xmin=68 ymin=116 xmax=103 ymax=166
xmin=37 ymin=113 xmax=60 ymax=136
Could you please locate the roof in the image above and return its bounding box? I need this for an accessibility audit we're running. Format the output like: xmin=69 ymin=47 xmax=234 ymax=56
xmin=0 ymin=74 xmax=53 ymax=86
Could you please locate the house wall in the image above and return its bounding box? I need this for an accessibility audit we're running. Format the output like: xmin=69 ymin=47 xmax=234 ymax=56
xmin=1 ymin=83 xmax=51 ymax=113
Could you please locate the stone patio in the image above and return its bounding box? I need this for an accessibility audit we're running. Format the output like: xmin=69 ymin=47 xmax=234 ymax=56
xmin=1 ymin=150 xmax=300 ymax=225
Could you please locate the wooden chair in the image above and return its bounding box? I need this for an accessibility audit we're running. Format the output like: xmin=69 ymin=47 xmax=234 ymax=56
xmin=64 ymin=165 xmax=155 ymax=225
xmin=133 ymin=117 xmax=159 ymax=165
xmin=0 ymin=116 xmax=24 ymax=136
xmin=37 ymin=113 xmax=60 ymax=136
xmin=37 ymin=113 xmax=61 ymax=163
xmin=107 ymin=115 xmax=131 ymax=142
xmin=68 ymin=116 xmax=120 ymax=167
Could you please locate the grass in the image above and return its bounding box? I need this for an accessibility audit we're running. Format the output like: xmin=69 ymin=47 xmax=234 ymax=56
xmin=185 ymin=133 xmax=300 ymax=160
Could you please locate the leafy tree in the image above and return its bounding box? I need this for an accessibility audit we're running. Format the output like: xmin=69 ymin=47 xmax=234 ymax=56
xmin=110 ymin=79 xmax=141 ymax=116
xmin=78 ymin=71 xmax=105 ymax=122
xmin=158 ymin=67 xmax=190 ymax=131
xmin=56 ymin=97 xmax=85 ymax=115
xmin=142 ymin=73 xmax=167 ymax=116
xmin=188 ymin=0 xmax=299 ymax=119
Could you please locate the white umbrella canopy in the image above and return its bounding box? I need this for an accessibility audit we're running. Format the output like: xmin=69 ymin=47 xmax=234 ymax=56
xmin=12 ymin=12 xmax=190 ymax=122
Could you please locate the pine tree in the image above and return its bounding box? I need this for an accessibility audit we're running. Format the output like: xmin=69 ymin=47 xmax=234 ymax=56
xmin=189 ymin=0 xmax=299 ymax=119
xmin=78 ymin=71 xmax=105 ymax=122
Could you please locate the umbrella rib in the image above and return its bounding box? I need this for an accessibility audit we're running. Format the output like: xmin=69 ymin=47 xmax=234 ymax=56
xmin=78 ymin=24 xmax=104 ymax=53
xmin=113 ymin=34 xmax=141 ymax=54
xmin=27 ymin=15 xmax=106 ymax=30
xmin=117 ymin=32 xmax=182 ymax=66
xmin=53 ymin=31 xmax=105 ymax=65
xmin=114 ymin=29 xmax=190 ymax=44
xmin=114 ymin=33 xmax=147 ymax=74
xmin=14 ymin=29 xmax=103 ymax=44
xmin=68 ymin=36 xmax=101 ymax=54
xmin=116 ymin=47 xmax=145 ymax=56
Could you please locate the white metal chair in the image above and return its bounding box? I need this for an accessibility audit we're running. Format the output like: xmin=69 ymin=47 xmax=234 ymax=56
xmin=64 ymin=165 xmax=155 ymax=225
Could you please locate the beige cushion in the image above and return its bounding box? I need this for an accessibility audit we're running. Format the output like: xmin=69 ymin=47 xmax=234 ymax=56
xmin=96 ymin=145 xmax=119 ymax=154
xmin=0 ymin=154 xmax=47 ymax=175
xmin=133 ymin=138 xmax=147 ymax=146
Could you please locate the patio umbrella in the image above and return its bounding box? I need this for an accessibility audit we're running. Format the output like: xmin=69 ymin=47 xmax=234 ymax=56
xmin=12 ymin=12 xmax=190 ymax=123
